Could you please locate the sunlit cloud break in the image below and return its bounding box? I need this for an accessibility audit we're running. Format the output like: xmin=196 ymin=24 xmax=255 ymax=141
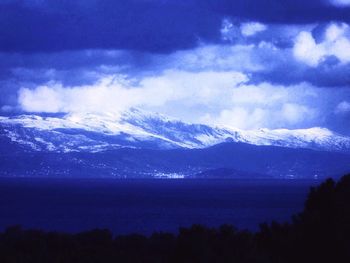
xmin=241 ymin=22 xmax=267 ymax=37
xmin=18 ymin=70 xmax=341 ymax=130
xmin=330 ymin=0 xmax=350 ymax=7
xmin=293 ymin=23 xmax=350 ymax=66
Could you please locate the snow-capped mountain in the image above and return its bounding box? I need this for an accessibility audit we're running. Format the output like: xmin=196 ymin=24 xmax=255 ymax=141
xmin=1 ymin=109 xmax=350 ymax=179
xmin=1 ymin=108 xmax=350 ymax=153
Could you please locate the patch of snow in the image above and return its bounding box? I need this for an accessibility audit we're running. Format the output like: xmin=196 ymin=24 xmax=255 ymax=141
xmin=1 ymin=109 xmax=350 ymax=153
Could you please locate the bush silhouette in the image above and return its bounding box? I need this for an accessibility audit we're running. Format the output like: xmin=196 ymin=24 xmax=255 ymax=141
xmin=257 ymin=174 xmax=350 ymax=263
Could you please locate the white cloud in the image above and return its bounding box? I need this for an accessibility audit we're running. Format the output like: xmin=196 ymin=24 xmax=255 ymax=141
xmin=162 ymin=43 xmax=280 ymax=73
xmin=18 ymin=77 xmax=143 ymax=114
xmin=293 ymin=23 xmax=350 ymax=66
xmin=220 ymin=18 xmax=241 ymax=42
xmin=293 ymin=32 xmax=324 ymax=67
xmin=204 ymin=102 xmax=316 ymax=130
xmin=241 ymin=22 xmax=267 ymax=36
xmin=330 ymin=0 xmax=350 ymax=7
xmin=18 ymin=70 xmax=248 ymax=114
xmin=201 ymin=83 xmax=319 ymax=130
xmin=137 ymin=71 xmax=249 ymax=112
xmin=221 ymin=19 xmax=267 ymax=42
xmin=214 ymin=107 xmax=267 ymax=130
xmin=335 ymin=101 xmax=350 ymax=113
xmin=18 ymin=71 xmax=337 ymax=130
xmin=281 ymin=103 xmax=314 ymax=124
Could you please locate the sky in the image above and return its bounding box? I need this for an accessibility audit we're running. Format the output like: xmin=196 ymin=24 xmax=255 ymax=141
xmin=1 ymin=0 xmax=350 ymax=133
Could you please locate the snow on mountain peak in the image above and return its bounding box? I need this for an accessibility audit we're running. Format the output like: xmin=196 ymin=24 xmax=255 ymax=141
xmin=0 ymin=110 xmax=349 ymax=153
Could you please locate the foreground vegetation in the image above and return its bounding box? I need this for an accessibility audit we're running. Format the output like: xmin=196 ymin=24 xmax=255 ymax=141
xmin=1 ymin=175 xmax=350 ymax=263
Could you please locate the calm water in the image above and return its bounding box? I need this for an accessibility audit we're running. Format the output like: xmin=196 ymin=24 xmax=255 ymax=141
xmin=0 ymin=178 xmax=319 ymax=235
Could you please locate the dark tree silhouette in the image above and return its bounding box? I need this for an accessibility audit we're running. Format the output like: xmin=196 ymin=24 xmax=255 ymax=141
xmin=257 ymin=174 xmax=350 ymax=263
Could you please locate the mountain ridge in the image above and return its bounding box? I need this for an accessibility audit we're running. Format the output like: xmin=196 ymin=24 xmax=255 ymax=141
xmin=1 ymin=109 xmax=350 ymax=179
xmin=0 ymin=137 xmax=349 ymax=179
xmin=0 ymin=109 xmax=350 ymax=153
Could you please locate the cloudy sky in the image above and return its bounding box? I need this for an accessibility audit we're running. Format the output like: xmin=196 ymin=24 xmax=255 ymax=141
xmin=1 ymin=0 xmax=350 ymax=134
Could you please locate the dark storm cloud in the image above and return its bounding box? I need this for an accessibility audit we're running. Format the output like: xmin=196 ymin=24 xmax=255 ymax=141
xmin=252 ymin=57 xmax=350 ymax=88
xmin=209 ymin=0 xmax=350 ymax=23
xmin=0 ymin=0 xmax=350 ymax=53
xmin=0 ymin=0 xmax=220 ymax=53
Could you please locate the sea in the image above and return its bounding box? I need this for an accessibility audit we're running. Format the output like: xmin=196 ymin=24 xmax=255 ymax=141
xmin=0 ymin=178 xmax=320 ymax=235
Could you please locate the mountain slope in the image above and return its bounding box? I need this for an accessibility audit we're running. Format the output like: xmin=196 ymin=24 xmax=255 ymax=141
xmin=0 ymin=136 xmax=349 ymax=179
xmin=1 ymin=110 xmax=350 ymax=179
xmin=1 ymin=109 xmax=350 ymax=153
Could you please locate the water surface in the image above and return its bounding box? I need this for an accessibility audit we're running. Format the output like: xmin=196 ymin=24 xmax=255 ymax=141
xmin=0 ymin=178 xmax=318 ymax=235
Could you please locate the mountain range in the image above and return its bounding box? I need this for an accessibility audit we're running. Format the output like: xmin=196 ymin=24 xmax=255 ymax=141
xmin=1 ymin=109 xmax=350 ymax=179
